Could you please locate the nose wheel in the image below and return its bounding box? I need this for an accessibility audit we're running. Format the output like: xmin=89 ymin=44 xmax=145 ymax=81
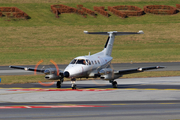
xmin=72 ymin=84 xmax=76 ymax=89
xmin=71 ymin=78 xmax=76 ymax=89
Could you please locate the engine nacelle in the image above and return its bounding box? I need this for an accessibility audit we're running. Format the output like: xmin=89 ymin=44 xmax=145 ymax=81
xmin=45 ymin=74 xmax=59 ymax=80
xmin=99 ymin=68 xmax=113 ymax=75
xmin=99 ymin=68 xmax=122 ymax=80
xmin=44 ymin=68 xmax=62 ymax=80
xmin=99 ymin=68 xmax=114 ymax=80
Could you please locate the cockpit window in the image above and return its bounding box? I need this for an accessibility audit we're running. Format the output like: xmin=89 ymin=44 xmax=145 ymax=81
xmin=70 ymin=59 xmax=77 ymax=64
xmin=76 ymin=59 xmax=86 ymax=65
xmin=70 ymin=59 xmax=88 ymax=65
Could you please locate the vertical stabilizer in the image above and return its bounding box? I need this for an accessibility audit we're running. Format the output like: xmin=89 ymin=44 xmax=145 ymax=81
xmin=84 ymin=30 xmax=144 ymax=56
xmin=103 ymin=32 xmax=115 ymax=56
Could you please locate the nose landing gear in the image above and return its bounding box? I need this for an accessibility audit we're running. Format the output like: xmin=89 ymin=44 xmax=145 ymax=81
xmin=71 ymin=78 xmax=76 ymax=89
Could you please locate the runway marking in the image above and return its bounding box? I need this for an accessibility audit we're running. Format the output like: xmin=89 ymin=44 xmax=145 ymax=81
xmin=0 ymin=105 xmax=106 ymax=109
xmin=7 ymin=88 xmax=115 ymax=91
xmin=111 ymin=102 xmax=180 ymax=106
xmin=123 ymin=88 xmax=180 ymax=91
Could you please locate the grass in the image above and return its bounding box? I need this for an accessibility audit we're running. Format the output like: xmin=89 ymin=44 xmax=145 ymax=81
xmin=0 ymin=24 xmax=180 ymax=65
xmin=0 ymin=0 xmax=179 ymax=65
xmin=0 ymin=0 xmax=180 ymax=84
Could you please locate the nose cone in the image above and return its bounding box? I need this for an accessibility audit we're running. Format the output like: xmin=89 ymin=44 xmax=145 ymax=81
xmin=64 ymin=71 xmax=70 ymax=78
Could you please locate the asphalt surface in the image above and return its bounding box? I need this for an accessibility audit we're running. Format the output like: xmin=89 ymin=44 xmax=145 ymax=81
xmin=1 ymin=100 xmax=180 ymax=120
xmin=1 ymin=62 xmax=179 ymax=75
xmin=1 ymin=63 xmax=180 ymax=120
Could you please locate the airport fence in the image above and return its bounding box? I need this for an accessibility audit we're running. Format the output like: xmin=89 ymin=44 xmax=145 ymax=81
xmin=143 ymin=5 xmax=177 ymax=15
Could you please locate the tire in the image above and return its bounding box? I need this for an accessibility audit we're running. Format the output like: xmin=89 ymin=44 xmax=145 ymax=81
xmin=56 ymin=81 xmax=61 ymax=88
xmin=112 ymin=81 xmax=117 ymax=88
xmin=72 ymin=84 xmax=76 ymax=89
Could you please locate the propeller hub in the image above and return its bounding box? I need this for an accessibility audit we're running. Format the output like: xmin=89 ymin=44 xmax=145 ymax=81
xmin=64 ymin=71 xmax=70 ymax=78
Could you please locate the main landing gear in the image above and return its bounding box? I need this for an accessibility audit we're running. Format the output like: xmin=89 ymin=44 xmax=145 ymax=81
xmin=56 ymin=78 xmax=76 ymax=89
xmin=56 ymin=78 xmax=64 ymax=88
xmin=71 ymin=78 xmax=76 ymax=89
xmin=109 ymin=80 xmax=117 ymax=88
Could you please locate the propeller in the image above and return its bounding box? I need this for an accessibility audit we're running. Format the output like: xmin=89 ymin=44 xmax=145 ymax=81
xmin=35 ymin=59 xmax=61 ymax=87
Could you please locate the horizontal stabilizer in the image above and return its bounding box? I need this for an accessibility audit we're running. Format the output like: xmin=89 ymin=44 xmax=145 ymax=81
xmin=84 ymin=30 xmax=144 ymax=36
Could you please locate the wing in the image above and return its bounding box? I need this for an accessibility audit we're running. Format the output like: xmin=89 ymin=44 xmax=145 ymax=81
xmin=116 ymin=66 xmax=165 ymax=75
xmin=9 ymin=66 xmax=45 ymax=73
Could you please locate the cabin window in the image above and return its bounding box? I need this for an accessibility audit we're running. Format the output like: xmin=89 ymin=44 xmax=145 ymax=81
xmin=88 ymin=60 xmax=91 ymax=65
xmin=94 ymin=60 xmax=97 ymax=64
xmin=91 ymin=61 xmax=94 ymax=65
xmin=97 ymin=60 xmax=100 ymax=64
xmin=86 ymin=60 xmax=91 ymax=65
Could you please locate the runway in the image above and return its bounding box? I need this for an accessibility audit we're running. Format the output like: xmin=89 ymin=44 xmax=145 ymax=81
xmin=0 ymin=76 xmax=180 ymax=120
xmin=1 ymin=101 xmax=180 ymax=120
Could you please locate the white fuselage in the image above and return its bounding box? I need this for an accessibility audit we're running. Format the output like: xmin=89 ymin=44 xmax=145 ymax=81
xmin=64 ymin=51 xmax=112 ymax=78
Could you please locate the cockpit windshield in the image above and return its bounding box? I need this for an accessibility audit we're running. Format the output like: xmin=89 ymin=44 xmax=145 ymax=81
xmin=70 ymin=59 xmax=86 ymax=65
xmin=70 ymin=59 xmax=77 ymax=64
xmin=76 ymin=59 xmax=86 ymax=65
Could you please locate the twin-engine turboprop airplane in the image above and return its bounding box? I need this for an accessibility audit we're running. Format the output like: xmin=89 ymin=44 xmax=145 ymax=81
xmin=10 ymin=30 xmax=165 ymax=89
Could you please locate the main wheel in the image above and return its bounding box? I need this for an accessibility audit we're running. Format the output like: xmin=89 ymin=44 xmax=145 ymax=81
xmin=72 ymin=84 xmax=76 ymax=90
xmin=56 ymin=81 xmax=61 ymax=88
xmin=112 ymin=81 xmax=117 ymax=88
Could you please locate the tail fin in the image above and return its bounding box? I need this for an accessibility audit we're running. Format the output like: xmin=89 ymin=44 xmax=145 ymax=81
xmin=84 ymin=30 xmax=144 ymax=56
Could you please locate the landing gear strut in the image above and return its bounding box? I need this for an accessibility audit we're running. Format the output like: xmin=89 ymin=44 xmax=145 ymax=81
xmin=71 ymin=78 xmax=76 ymax=89
xmin=56 ymin=78 xmax=64 ymax=88
xmin=56 ymin=81 xmax=61 ymax=88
